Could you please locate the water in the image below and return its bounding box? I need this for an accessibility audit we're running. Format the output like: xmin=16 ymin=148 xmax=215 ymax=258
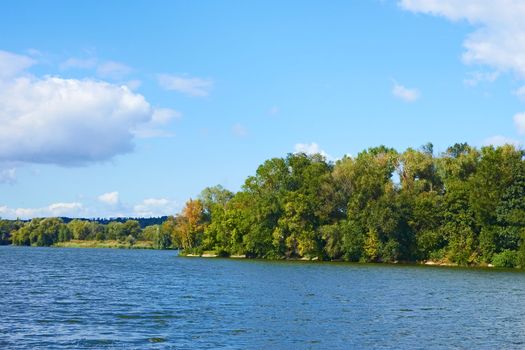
xmin=1 ymin=246 xmax=525 ymax=349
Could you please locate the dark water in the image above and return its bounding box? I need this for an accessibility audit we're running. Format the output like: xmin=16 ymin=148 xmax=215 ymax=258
xmin=2 ymin=246 xmax=525 ymax=349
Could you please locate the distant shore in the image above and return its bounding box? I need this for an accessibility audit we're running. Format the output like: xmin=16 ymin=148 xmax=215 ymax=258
xmin=52 ymin=239 xmax=157 ymax=249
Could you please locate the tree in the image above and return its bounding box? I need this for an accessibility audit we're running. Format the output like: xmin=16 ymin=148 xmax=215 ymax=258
xmin=143 ymin=225 xmax=172 ymax=249
xmin=0 ymin=219 xmax=23 ymax=245
xmin=175 ymin=199 xmax=205 ymax=250
xmin=122 ymin=220 xmax=141 ymax=239
xmin=106 ymin=221 xmax=125 ymax=240
xmin=68 ymin=219 xmax=90 ymax=240
xmin=161 ymin=216 xmax=179 ymax=248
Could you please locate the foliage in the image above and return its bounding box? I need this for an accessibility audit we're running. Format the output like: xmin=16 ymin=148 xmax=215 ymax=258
xmin=492 ymin=250 xmax=518 ymax=268
xmin=177 ymin=143 xmax=525 ymax=267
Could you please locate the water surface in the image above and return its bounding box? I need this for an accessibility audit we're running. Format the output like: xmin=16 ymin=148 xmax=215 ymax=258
xmin=1 ymin=246 xmax=525 ymax=349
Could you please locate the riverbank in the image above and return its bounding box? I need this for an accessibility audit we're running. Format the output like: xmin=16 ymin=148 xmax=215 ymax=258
xmin=179 ymin=251 xmax=502 ymax=268
xmin=53 ymin=239 xmax=156 ymax=249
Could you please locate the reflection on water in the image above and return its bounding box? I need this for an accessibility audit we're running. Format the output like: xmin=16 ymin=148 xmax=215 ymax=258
xmin=1 ymin=246 xmax=525 ymax=349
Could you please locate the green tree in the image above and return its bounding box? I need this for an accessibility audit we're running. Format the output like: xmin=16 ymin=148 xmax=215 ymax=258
xmin=106 ymin=221 xmax=125 ymax=240
xmin=68 ymin=219 xmax=90 ymax=240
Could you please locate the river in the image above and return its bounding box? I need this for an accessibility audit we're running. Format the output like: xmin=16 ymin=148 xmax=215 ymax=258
xmin=1 ymin=246 xmax=525 ymax=349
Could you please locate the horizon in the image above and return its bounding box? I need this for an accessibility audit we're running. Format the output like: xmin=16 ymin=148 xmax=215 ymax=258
xmin=2 ymin=1 xmax=525 ymax=219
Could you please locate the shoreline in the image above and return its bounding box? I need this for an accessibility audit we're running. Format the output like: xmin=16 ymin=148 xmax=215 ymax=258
xmin=52 ymin=240 xmax=157 ymax=250
xmin=179 ymin=252 xmax=501 ymax=269
xmin=1 ymin=245 xmax=504 ymax=269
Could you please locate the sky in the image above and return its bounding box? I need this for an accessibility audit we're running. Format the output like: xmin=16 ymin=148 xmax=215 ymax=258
xmin=1 ymin=0 xmax=525 ymax=219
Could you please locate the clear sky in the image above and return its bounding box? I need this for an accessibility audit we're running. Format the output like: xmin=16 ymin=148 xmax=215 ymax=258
xmin=1 ymin=0 xmax=525 ymax=219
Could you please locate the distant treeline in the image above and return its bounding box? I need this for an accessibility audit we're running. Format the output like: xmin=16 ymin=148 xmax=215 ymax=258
xmin=0 ymin=217 xmax=174 ymax=249
xmin=3 ymin=143 xmax=525 ymax=268
xmin=70 ymin=216 xmax=168 ymax=227
xmin=9 ymin=216 xmax=168 ymax=227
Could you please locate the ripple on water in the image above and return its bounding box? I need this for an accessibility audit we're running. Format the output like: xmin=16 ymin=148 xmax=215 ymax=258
xmin=2 ymin=246 xmax=525 ymax=349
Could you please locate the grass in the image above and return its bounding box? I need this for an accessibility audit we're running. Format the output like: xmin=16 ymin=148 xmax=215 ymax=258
xmin=53 ymin=239 xmax=155 ymax=249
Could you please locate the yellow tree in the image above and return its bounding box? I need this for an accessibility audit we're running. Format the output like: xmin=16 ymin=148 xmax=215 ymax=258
xmin=176 ymin=199 xmax=205 ymax=250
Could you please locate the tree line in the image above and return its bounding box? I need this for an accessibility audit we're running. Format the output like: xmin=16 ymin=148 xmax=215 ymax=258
xmin=0 ymin=218 xmax=175 ymax=249
xmin=172 ymin=143 xmax=525 ymax=268
xmin=2 ymin=142 xmax=525 ymax=268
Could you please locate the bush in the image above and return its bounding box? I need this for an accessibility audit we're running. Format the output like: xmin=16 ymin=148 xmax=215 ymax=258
xmin=125 ymin=234 xmax=136 ymax=247
xmin=492 ymin=250 xmax=517 ymax=268
xmin=381 ymin=239 xmax=400 ymax=263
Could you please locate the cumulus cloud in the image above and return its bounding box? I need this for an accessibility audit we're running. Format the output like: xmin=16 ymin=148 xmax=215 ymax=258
xmin=399 ymin=0 xmax=525 ymax=78
xmin=0 ymin=202 xmax=84 ymax=219
xmin=294 ymin=142 xmax=332 ymax=159
xmin=0 ymin=50 xmax=35 ymax=78
xmin=483 ymin=135 xmax=521 ymax=147
xmin=98 ymin=191 xmax=120 ymax=205
xmin=158 ymin=74 xmax=213 ymax=97
xmin=0 ymin=76 xmax=151 ymax=165
xmin=514 ymin=112 xmax=525 ymax=134
xmin=0 ymin=50 xmax=178 ymax=166
xmin=133 ymin=198 xmax=178 ymax=217
xmin=392 ymin=82 xmax=420 ymax=102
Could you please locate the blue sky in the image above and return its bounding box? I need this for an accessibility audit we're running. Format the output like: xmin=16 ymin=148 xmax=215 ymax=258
xmin=1 ymin=0 xmax=525 ymax=218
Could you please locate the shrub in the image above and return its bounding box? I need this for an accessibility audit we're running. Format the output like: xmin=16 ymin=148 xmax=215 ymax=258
xmin=492 ymin=250 xmax=517 ymax=268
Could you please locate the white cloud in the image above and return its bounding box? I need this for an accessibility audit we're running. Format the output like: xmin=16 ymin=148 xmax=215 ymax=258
xmin=0 ymin=195 xmax=179 ymax=219
xmin=133 ymin=198 xmax=178 ymax=217
xmin=97 ymin=61 xmax=132 ymax=79
xmin=158 ymin=74 xmax=213 ymax=97
xmin=514 ymin=112 xmax=525 ymax=134
xmin=483 ymin=135 xmax=521 ymax=147
xmin=0 ymin=50 xmax=184 ymax=191
xmin=392 ymin=82 xmax=420 ymax=102
xmin=399 ymin=0 xmax=525 ymax=78
xmin=0 ymin=50 xmax=180 ymax=166
xmin=294 ymin=142 xmax=332 ymax=159
xmin=0 ymin=168 xmax=16 ymax=184
xmin=48 ymin=202 xmax=84 ymax=215
xmin=232 ymin=123 xmax=248 ymax=137
xmin=98 ymin=191 xmax=120 ymax=205
xmin=0 ymin=75 xmax=152 ymax=165
xmin=0 ymin=50 xmax=36 ymax=78
xmin=0 ymin=202 xmax=84 ymax=219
